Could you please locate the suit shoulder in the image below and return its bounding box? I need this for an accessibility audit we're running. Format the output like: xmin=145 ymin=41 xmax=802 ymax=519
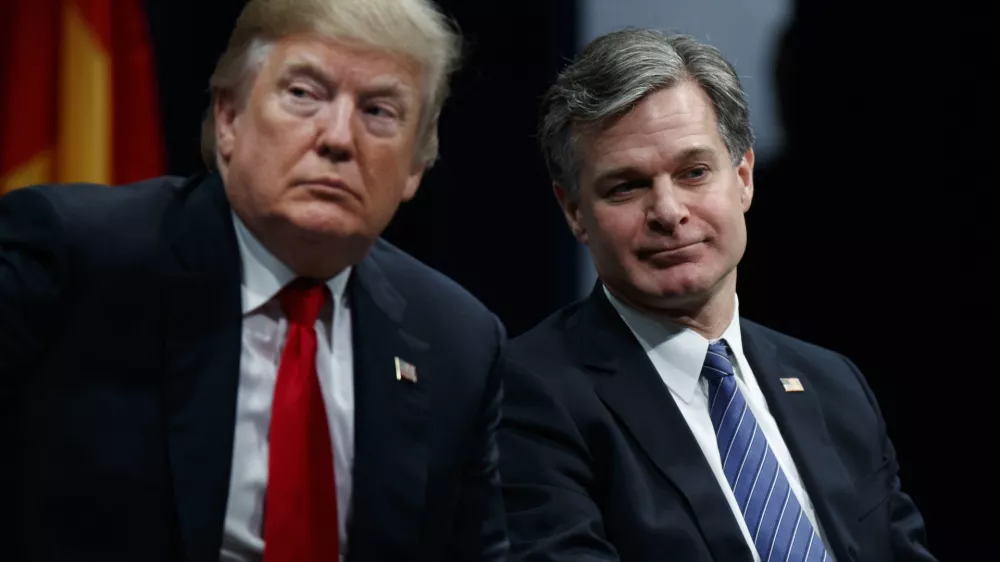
xmin=2 ymin=176 xmax=189 ymax=270
xmin=741 ymin=320 xmax=889 ymax=433
xmin=8 ymin=176 xmax=186 ymax=233
xmin=741 ymin=318 xmax=850 ymax=366
xmin=504 ymin=300 xmax=586 ymax=371
xmin=368 ymin=238 xmax=497 ymax=325
xmin=498 ymin=301 xmax=607 ymax=422
xmin=510 ymin=300 xmax=582 ymax=345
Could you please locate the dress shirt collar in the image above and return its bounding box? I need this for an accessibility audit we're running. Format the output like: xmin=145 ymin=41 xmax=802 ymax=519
xmin=604 ymin=285 xmax=744 ymax=404
xmin=232 ymin=212 xmax=352 ymax=315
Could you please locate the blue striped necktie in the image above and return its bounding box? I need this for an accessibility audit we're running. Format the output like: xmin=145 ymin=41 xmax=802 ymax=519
xmin=702 ymin=340 xmax=830 ymax=562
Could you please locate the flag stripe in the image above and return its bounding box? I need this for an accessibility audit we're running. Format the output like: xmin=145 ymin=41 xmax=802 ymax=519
xmin=66 ymin=0 xmax=112 ymax=52
xmin=2 ymin=151 xmax=54 ymax=193
xmin=111 ymin=0 xmax=165 ymax=183
xmin=0 ymin=0 xmax=60 ymax=192
xmin=56 ymin=0 xmax=112 ymax=184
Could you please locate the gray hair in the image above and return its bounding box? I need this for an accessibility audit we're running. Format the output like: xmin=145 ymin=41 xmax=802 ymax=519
xmin=201 ymin=0 xmax=462 ymax=170
xmin=539 ymin=29 xmax=754 ymax=198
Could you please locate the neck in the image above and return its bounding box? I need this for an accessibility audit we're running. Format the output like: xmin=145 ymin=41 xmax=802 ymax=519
xmin=250 ymin=218 xmax=366 ymax=280
xmin=609 ymin=272 xmax=737 ymax=339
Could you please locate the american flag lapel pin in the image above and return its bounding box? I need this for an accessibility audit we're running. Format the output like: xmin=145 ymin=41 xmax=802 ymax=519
xmin=780 ymin=377 xmax=804 ymax=392
xmin=394 ymin=356 xmax=418 ymax=383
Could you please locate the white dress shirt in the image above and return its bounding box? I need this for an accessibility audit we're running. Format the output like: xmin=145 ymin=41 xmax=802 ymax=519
xmin=605 ymin=287 xmax=828 ymax=561
xmin=220 ymin=214 xmax=354 ymax=562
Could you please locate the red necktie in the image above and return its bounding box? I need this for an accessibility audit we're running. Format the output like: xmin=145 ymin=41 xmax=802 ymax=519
xmin=264 ymin=280 xmax=339 ymax=562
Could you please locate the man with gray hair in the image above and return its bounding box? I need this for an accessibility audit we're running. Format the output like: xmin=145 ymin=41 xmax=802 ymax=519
xmin=498 ymin=29 xmax=935 ymax=561
xmin=0 ymin=1 xmax=508 ymax=560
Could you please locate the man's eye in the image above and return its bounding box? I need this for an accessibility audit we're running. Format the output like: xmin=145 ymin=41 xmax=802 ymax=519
xmin=289 ymin=86 xmax=310 ymax=98
xmin=365 ymin=105 xmax=397 ymax=119
xmin=684 ymin=166 xmax=709 ymax=180
xmin=608 ymin=180 xmax=647 ymax=197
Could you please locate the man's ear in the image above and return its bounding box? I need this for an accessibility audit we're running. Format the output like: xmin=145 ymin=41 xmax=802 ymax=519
xmin=402 ymin=127 xmax=439 ymax=202
xmin=553 ymin=182 xmax=587 ymax=245
xmin=737 ymin=147 xmax=755 ymax=212
xmin=214 ymin=93 xmax=239 ymax=165
xmin=402 ymin=164 xmax=424 ymax=202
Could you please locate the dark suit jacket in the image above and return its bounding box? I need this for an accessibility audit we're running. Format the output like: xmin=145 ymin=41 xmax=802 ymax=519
xmin=498 ymin=285 xmax=935 ymax=562
xmin=0 ymin=173 xmax=507 ymax=562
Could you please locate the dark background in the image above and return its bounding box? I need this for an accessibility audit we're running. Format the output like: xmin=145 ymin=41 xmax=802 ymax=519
xmin=145 ymin=0 xmax=990 ymax=557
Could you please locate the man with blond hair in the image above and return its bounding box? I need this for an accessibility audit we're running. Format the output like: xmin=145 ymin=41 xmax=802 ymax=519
xmin=0 ymin=1 xmax=508 ymax=560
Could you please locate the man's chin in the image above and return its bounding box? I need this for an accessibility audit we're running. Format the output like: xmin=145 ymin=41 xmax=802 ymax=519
xmin=644 ymin=264 xmax=707 ymax=293
xmin=634 ymin=275 xmax=713 ymax=308
xmin=284 ymin=204 xmax=364 ymax=236
xmin=293 ymin=222 xmax=368 ymax=245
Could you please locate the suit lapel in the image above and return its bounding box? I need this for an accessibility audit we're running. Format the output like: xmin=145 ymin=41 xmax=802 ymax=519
xmin=578 ymin=286 xmax=752 ymax=562
xmin=346 ymin=249 xmax=430 ymax=559
xmin=160 ymin=173 xmax=243 ymax=562
xmin=740 ymin=321 xmax=861 ymax=562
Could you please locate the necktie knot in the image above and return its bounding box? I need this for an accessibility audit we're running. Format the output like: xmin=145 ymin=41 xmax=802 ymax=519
xmin=702 ymin=340 xmax=736 ymax=382
xmin=279 ymin=279 xmax=326 ymax=326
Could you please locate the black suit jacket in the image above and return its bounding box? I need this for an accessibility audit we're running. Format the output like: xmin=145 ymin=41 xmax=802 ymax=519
xmin=0 ymin=174 xmax=507 ymax=562
xmin=498 ymin=286 xmax=935 ymax=562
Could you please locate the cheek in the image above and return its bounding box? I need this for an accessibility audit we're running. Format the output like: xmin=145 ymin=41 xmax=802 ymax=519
xmin=694 ymin=190 xmax=737 ymax=230
xmin=229 ymin=113 xmax=303 ymax=208
xmin=586 ymin=210 xmax=646 ymax=280
xmin=589 ymin=207 xmax=643 ymax=253
xmin=694 ymin=196 xmax=747 ymax=258
xmin=238 ymin=102 xmax=308 ymax=159
xmin=358 ymin=140 xmax=413 ymax=195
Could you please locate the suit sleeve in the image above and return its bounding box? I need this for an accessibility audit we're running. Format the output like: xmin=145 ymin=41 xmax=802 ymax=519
xmin=498 ymin=357 xmax=619 ymax=562
xmin=0 ymin=188 xmax=69 ymax=395
xmin=446 ymin=314 xmax=509 ymax=562
xmin=844 ymin=356 xmax=938 ymax=562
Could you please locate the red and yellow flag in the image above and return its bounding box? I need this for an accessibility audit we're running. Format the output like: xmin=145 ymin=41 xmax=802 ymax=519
xmin=0 ymin=0 xmax=165 ymax=194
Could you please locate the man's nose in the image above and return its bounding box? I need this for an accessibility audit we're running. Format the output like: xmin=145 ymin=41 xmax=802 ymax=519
xmin=646 ymin=178 xmax=689 ymax=234
xmin=316 ymin=96 xmax=355 ymax=162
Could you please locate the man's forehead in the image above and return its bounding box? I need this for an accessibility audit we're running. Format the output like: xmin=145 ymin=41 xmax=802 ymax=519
xmin=579 ymin=119 xmax=720 ymax=160
xmin=580 ymin=93 xmax=725 ymax=161
xmin=271 ymin=37 xmax=422 ymax=87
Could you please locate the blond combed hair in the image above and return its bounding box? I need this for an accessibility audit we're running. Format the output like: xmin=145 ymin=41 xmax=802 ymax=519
xmin=200 ymin=0 xmax=461 ymax=169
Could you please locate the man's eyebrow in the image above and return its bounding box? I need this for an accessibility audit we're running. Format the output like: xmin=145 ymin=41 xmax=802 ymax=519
xmin=280 ymin=61 xmax=335 ymax=86
xmin=358 ymin=76 xmax=415 ymax=100
xmin=279 ymin=62 xmax=416 ymax=102
xmin=673 ymin=146 xmax=718 ymax=164
xmin=593 ymin=165 xmax=644 ymax=185
xmin=593 ymin=146 xmax=719 ymax=184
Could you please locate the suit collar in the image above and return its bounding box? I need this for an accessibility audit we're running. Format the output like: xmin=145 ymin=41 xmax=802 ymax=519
xmin=739 ymin=322 xmax=862 ymax=562
xmin=602 ymin=286 xmax=748 ymax=404
xmin=343 ymin=245 xmax=431 ymax=559
xmin=574 ymin=283 xmax=629 ymax=373
xmin=574 ymin=283 xmax=753 ymax=562
xmin=231 ymin=211 xmax=352 ymax=314
xmin=164 ymin=172 xmax=238 ymax=278
xmin=160 ymin=172 xmax=244 ymax=562
xmin=602 ymin=286 xmax=706 ymax=403
xmin=350 ymin=245 xmax=407 ymax=324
